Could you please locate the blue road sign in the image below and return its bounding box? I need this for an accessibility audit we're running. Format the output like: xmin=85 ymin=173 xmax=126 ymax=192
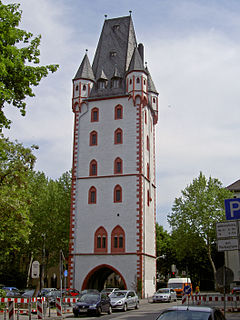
xmin=224 ymin=198 xmax=240 ymax=220
xmin=184 ymin=285 xmax=191 ymax=295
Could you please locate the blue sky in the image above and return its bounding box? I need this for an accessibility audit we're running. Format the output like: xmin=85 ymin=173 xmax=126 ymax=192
xmin=3 ymin=0 xmax=240 ymax=229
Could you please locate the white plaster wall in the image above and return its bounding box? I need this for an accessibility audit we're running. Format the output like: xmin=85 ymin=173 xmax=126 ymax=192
xmin=74 ymin=254 xmax=138 ymax=291
xmin=144 ymin=256 xmax=156 ymax=297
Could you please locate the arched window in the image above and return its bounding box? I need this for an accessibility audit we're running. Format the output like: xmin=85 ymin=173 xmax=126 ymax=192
xmin=147 ymin=135 xmax=149 ymax=151
xmin=115 ymin=104 xmax=123 ymax=120
xmin=94 ymin=226 xmax=107 ymax=253
xmin=114 ymin=185 xmax=122 ymax=203
xmin=111 ymin=225 xmax=125 ymax=253
xmin=83 ymin=84 xmax=86 ymax=91
xmin=136 ymin=77 xmax=140 ymax=84
xmin=91 ymin=107 xmax=99 ymax=122
xmin=88 ymin=186 xmax=97 ymax=204
xmin=114 ymin=157 xmax=122 ymax=174
xmin=89 ymin=160 xmax=97 ymax=176
xmin=145 ymin=110 xmax=147 ymax=124
xmin=114 ymin=128 xmax=123 ymax=144
xmin=90 ymin=131 xmax=98 ymax=146
xmin=147 ymin=163 xmax=150 ymax=179
xmin=147 ymin=189 xmax=150 ymax=206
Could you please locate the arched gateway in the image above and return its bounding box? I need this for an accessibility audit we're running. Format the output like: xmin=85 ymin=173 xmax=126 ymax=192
xmin=68 ymin=15 xmax=158 ymax=298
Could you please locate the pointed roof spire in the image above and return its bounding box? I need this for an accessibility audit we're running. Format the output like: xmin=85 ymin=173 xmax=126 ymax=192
xmin=128 ymin=47 xmax=145 ymax=72
xmin=74 ymin=52 xmax=95 ymax=81
xmin=98 ymin=69 xmax=108 ymax=81
xmin=112 ymin=65 xmax=121 ymax=78
xmin=145 ymin=65 xmax=158 ymax=94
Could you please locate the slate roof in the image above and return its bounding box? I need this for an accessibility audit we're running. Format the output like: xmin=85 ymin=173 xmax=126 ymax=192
xmin=90 ymin=15 xmax=137 ymax=97
xmin=226 ymin=180 xmax=240 ymax=191
xmin=128 ymin=47 xmax=145 ymax=72
xmin=145 ymin=66 xmax=158 ymax=94
xmin=74 ymin=53 xmax=95 ymax=81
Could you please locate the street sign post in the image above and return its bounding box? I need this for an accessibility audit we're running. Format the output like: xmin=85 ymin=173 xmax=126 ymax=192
xmin=217 ymin=238 xmax=239 ymax=252
xmin=224 ymin=198 xmax=240 ymax=220
xmin=216 ymin=221 xmax=238 ymax=238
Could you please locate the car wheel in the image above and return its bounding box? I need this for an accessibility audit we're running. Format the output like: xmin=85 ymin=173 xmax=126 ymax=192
xmin=135 ymin=302 xmax=139 ymax=309
xmin=123 ymin=303 xmax=127 ymax=312
xmin=97 ymin=307 xmax=101 ymax=316
xmin=108 ymin=306 xmax=112 ymax=314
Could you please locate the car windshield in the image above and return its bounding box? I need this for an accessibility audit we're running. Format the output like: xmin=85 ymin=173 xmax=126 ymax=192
xmin=111 ymin=292 xmax=126 ymax=298
xmin=168 ymin=283 xmax=183 ymax=289
xmin=157 ymin=289 xmax=170 ymax=294
xmin=157 ymin=310 xmax=211 ymax=320
xmin=79 ymin=294 xmax=99 ymax=303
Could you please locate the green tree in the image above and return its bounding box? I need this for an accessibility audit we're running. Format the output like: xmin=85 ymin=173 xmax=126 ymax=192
xmin=0 ymin=134 xmax=37 ymax=284
xmin=0 ymin=1 xmax=59 ymax=129
xmin=167 ymin=172 xmax=233 ymax=288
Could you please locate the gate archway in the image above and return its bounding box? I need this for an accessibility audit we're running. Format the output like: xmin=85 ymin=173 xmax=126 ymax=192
xmin=81 ymin=264 xmax=127 ymax=291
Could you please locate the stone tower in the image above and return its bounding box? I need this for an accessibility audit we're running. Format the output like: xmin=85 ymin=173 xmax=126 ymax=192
xmin=68 ymin=15 xmax=158 ymax=298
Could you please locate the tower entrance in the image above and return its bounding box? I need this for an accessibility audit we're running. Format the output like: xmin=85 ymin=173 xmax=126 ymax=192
xmin=82 ymin=264 xmax=127 ymax=291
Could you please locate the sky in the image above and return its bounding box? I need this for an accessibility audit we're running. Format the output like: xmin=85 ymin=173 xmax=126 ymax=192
xmin=3 ymin=0 xmax=240 ymax=230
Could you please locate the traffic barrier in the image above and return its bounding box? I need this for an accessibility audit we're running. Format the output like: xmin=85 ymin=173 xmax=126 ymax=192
xmin=37 ymin=298 xmax=43 ymax=319
xmin=8 ymin=301 xmax=14 ymax=320
xmin=182 ymin=294 xmax=240 ymax=312
xmin=56 ymin=298 xmax=62 ymax=317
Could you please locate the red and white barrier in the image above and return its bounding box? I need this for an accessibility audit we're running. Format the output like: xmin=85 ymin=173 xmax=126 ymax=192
xmin=56 ymin=297 xmax=62 ymax=317
xmin=8 ymin=301 xmax=14 ymax=320
xmin=37 ymin=298 xmax=43 ymax=319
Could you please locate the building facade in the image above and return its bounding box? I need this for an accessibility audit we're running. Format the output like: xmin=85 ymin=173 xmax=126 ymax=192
xmin=68 ymin=15 xmax=158 ymax=297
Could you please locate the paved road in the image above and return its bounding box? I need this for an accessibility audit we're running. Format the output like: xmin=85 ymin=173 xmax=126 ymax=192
xmin=1 ymin=299 xmax=239 ymax=320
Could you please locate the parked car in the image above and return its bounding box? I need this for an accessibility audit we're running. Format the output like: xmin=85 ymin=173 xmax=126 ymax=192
xmin=2 ymin=287 xmax=21 ymax=297
xmin=152 ymin=288 xmax=177 ymax=303
xmin=22 ymin=289 xmax=38 ymax=298
xmin=110 ymin=290 xmax=139 ymax=311
xmin=73 ymin=293 xmax=112 ymax=316
xmin=39 ymin=288 xmax=57 ymax=297
xmin=46 ymin=290 xmax=62 ymax=306
xmin=101 ymin=288 xmax=119 ymax=296
xmin=232 ymin=287 xmax=240 ymax=294
xmin=156 ymin=306 xmax=226 ymax=320
xmin=62 ymin=288 xmax=80 ymax=297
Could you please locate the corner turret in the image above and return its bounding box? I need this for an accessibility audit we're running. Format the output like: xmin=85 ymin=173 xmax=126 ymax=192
xmin=72 ymin=53 xmax=95 ymax=113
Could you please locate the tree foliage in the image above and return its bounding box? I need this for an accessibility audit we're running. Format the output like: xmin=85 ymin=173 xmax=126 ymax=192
xmin=0 ymin=0 xmax=59 ymax=129
xmin=167 ymin=172 xmax=233 ymax=287
xmin=0 ymin=134 xmax=36 ymax=263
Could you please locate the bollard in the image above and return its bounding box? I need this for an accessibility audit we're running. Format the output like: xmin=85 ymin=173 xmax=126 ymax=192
xmin=8 ymin=301 xmax=15 ymax=320
xmin=56 ymin=298 xmax=62 ymax=318
xmin=37 ymin=298 xmax=43 ymax=320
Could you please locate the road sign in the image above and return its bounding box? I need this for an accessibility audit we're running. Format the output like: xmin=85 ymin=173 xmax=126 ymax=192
xmin=183 ymin=285 xmax=191 ymax=295
xmin=216 ymin=221 xmax=238 ymax=239
xmin=224 ymin=198 xmax=240 ymax=220
xmin=31 ymin=260 xmax=40 ymax=278
xmin=217 ymin=238 xmax=239 ymax=252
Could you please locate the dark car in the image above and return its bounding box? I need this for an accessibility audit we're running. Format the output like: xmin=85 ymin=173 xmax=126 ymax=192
xmin=73 ymin=293 xmax=112 ymax=316
xmin=46 ymin=290 xmax=62 ymax=306
xmin=2 ymin=287 xmax=22 ymax=297
xmin=156 ymin=306 xmax=226 ymax=320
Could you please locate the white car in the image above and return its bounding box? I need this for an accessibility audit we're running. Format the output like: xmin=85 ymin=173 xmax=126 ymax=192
xmin=153 ymin=288 xmax=177 ymax=302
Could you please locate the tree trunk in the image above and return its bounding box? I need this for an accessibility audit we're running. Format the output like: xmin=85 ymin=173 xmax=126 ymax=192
xmin=207 ymin=242 xmax=217 ymax=290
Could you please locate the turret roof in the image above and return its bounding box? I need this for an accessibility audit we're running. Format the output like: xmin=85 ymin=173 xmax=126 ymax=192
xmin=74 ymin=54 xmax=95 ymax=81
xmin=128 ymin=47 xmax=145 ymax=73
xmin=145 ymin=66 xmax=158 ymax=94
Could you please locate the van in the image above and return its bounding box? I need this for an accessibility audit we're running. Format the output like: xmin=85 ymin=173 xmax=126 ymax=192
xmin=167 ymin=278 xmax=192 ymax=298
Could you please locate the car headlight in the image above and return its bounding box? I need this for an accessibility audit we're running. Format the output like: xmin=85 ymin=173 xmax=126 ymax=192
xmin=89 ymin=304 xmax=97 ymax=308
xmin=117 ymin=300 xmax=123 ymax=305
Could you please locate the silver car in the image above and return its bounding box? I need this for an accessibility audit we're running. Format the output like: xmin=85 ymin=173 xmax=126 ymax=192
xmin=153 ymin=288 xmax=177 ymax=302
xmin=110 ymin=290 xmax=139 ymax=311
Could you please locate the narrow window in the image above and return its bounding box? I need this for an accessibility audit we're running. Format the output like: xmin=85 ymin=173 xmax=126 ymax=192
xmin=114 ymin=185 xmax=122 ymax=203
xmin=83 ymin=84 xmax=86 ymax=91
xmin=115 ymin=104 xmax=123 ymax=120
xmin=88 ymin=186 xmax=97 ymax=204
xmin=114 ymin=128 xmax=123 ymax=144
xmin=89 ymin=160 xmax=97 ymax=176
xmin=147 ymin=163 xmax=150 ymax=179
xmin=91 ymin=108 xmax=99 ymax=122
xmin=94 ymin=227 xmax=107 ymax=253
xmin=147 ymin=135 xmax=149 ymax=151
xmin=147 ymin=189 xmax=150 ymax=206
xmin=111 ymin=225 xmax=125 ymax=253
xmin=145 ymin=110 xmax=147 ymax=124
xmin=90 ymin=131 xmax=98 ymax=146
xmin=136 ymin=77 xmax=140 ymax=84
xmin=114 ymin=157 xmax=122 ymax=174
